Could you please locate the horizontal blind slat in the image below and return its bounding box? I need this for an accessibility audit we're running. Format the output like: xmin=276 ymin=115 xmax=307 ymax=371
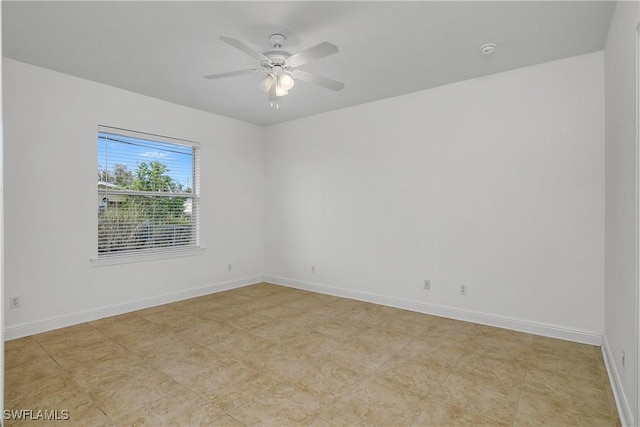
xmin=98 ymin=125 xmax=200 ymax=148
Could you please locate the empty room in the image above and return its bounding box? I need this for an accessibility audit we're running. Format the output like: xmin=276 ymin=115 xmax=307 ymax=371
xmin=0 ymin=0 xmax=638 ymax=426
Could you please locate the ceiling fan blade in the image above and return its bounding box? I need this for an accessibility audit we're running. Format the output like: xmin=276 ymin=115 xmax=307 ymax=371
xmin=286 ymin=42 xmax=339 ymax=67
xmin=204 ymin=69 xmax=263 ymax=80
xmin=220 ymin=36 xmax=269 ymax=62
xmin=292 ymin=70 xmax=345 ymax=91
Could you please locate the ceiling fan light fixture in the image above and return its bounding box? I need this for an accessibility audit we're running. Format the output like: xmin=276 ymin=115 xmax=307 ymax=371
xmin=278 ymin=73 xmax=295 ymax=90
xmin=206 ymin=34 xmax=344 ymax=108
xmin=258 ymin=73 xmax=274 ymax=92
xmin=275 ymin=84 xmax=289 ymax=97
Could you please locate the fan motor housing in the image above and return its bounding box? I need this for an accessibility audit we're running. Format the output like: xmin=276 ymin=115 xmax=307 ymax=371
xmin=262 ymin=50 xmax=290 ymax=70
xmin=264 ymin=34 xmax=291 ymax=68
xmin=264 ymin=50 xmax=289 ymax=60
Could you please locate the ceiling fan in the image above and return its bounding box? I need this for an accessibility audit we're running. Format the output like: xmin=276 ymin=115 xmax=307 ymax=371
xmin=205 ymin=34 xmax=344 ymax=108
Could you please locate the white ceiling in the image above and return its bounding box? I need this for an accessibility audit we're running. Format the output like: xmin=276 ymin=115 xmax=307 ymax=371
xmin=3 ymin=1 xmax=615 ymax=127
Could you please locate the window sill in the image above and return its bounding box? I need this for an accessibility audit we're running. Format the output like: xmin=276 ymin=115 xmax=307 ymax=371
xmin=90 ymin=247 xmax=206 ymax=267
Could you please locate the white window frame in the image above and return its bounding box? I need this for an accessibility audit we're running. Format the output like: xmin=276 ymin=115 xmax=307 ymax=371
xmin=91 ymin=125 xmax=204 ymax=267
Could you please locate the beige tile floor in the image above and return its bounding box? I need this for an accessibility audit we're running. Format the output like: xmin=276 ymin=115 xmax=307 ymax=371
xmin=5 ymin=283 xmax=620 ymax=426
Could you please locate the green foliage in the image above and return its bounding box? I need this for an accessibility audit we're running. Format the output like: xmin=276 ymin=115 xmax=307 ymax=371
xmin=113 ymin=164 xmax=134 ymax=188
xmin=132 ymin=161 xmax=184 ymax=192
xmin=124 ymin=161 xmax=189 ymax=224
xmin=98 ymin=161 xmax=193 ymax=254
xmin=98 ymin=163 xmax=134 ymax=188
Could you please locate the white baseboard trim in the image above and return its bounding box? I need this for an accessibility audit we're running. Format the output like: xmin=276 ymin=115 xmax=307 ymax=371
xmin=8 ymin=273 xmax=603 ymax=347
xmin=602 ymin=336 xmax=634 ymax=427
xmin=4 ymin=275 xmax=264 ymax=340
xmin=264 ymin=275 xmax=602 ymax=346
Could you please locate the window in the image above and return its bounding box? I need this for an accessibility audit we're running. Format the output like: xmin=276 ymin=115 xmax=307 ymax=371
xmin=96 ymin=126 xmax=200 ymax=261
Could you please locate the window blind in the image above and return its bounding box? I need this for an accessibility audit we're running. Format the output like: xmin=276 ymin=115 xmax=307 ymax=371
xmin=97 ymin=126 xmax=200 ymax=257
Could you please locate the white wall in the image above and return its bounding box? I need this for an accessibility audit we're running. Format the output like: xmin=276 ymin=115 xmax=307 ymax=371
xmin=3 ymin=58 xmax=265 ymax=338
xmin=1 ymin=0 xmax=6 ymax=416
xmin=264 ymin=52 xmax=605 ymax=343
xmin=603 ymin=1 xmax=640 ymax=425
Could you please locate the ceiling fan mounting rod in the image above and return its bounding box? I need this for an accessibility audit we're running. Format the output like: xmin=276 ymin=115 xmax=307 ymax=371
xmin=269 ymin=33 xmax=286 ymax=49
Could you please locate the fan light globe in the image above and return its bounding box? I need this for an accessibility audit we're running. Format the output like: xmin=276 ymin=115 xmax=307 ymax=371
xmin=259 ymin=74 xmax=274 ymax=92
xmin=275 ymin=85 xmax=289 ymax=97
xmin=278 ymin=73 xmax=295 ymax=90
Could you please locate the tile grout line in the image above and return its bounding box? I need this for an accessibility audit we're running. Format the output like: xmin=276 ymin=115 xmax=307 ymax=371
xmin=32 ymin=325 xmax=120 ymax=426
xmin=508 ymin=338 xmax=534 ymax=427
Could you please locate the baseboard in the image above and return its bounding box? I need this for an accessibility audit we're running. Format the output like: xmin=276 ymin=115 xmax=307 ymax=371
xmin=4 ymin=275 xmax=264 ymax=340
xmin=8 ymin=273 xmax=604 ymax=347
xmin=602 ymin=336 xmax=634 ymax=426
xmin=264 ymin=275 xmax=602 ymax=346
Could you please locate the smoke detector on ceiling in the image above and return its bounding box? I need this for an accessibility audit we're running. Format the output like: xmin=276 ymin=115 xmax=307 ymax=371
xmin=480 ymin=43 xmax=497 ymax=55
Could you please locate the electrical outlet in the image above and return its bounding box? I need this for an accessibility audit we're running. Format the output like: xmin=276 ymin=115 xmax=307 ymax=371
xmin=311 ymin=265 xmax=316 ymax=273
xmin=424 ymin=280 xmax=431 ymax=290
xmin=10 ymin=296 xmax=20 ymax=309
xmin=459 ymin=285 xmax=467 ymax=296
